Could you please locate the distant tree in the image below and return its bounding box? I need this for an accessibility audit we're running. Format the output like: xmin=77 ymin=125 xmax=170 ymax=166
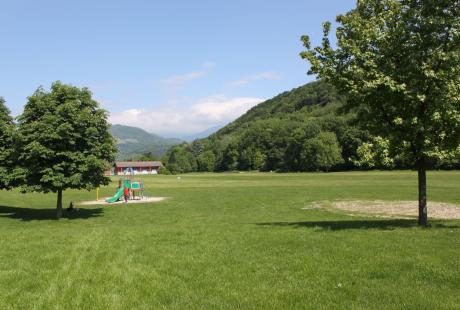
xmin=338 ymin=126 xmax=370 ymax=168
xmin=238 ymin=147 xmax=267 ymax=171
xmin=197 ymin=150 xmax=216 ymax=172
xmin=284 ymin=128 xmax=308 ymax=171
xmin=164 ymin=145 xmax=197 ymax=173
xmin=0 ymin=97 xmax=11 ymax=123
xmin=137 ymin=151 xmax=159 ymax=161
xmin=17 ymin=82 xmax=117 ymax=219
xmin=0 ymin=97 xmax=21 ymax=189
xmin=285 ymin=122 xmax=330 ymax=171
xmin=189 ymin=140 xmax=206 ymax=157
xmin=221 ymin=141 xmax=239 ymax=171
xmin=301 ymin=0 xmax=460 ymax=225
xmin=300 ymin=132 xmax=343 ymax=171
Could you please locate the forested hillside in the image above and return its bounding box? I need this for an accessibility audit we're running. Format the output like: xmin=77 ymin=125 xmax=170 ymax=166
xmin=163 ymin=80 xmax=370 ymax=173
xmin=110 ymin=124 xmax=182 ymax=160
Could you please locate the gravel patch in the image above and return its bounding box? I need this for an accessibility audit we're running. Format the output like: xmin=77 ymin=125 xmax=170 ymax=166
xmin=304 ymin=200 xmax=460 ymax=219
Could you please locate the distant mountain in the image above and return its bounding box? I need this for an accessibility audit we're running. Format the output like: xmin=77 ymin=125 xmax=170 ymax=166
xmin=181 ymin=125 xmax=223 ymax=142
xmin=110 ymin=124 xmax=182 ymax=160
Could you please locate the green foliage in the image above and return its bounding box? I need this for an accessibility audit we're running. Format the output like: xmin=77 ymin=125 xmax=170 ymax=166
xmin=163 ymin=80 xmax=365 ymax=172
xmin=134 ymin=151 xmax=160 ymax=162
xmin=355 ymin=136 xmax=396 ymax=168
xmin=300 ymin=132 xmax=343 ymax=171
xmin=197 ymin=150 xmax=216 ymax=172
xmin=301 ymin=0 xmax=460 ymax=224
xmin=163 ymin=144 xmax=198 ymax=174
xmin=16 ymin=81 xmax=117 ymax=193
xmin=221 ymin=140 xmax=239 ymax=171
xmin=0 ymin=97 xmax=21 ymax=189
xmin=301 ymin=0 xmax=460 ymax=167
xmin=0 ymin=97 xmax=12 ymax=123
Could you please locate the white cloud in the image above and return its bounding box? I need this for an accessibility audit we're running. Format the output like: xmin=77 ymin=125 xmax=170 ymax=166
xmin=159 ymin=62 xmax=216 ymax=90
xmin=160 ymin=71 xmax=207 ymax=88
xmin=109 ymin=96 xmax=264 ymax=137
xmin=202 ymin=61 xmax=216 ymax=69
xmin=229 ymin=71 xmax=280 ymax=86
xmin=191 ymin=96 xmax=261 ymax=122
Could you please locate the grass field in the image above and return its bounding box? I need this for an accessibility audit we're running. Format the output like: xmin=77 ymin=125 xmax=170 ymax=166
xmin=0 ymin=171 xmax=459 ymax=309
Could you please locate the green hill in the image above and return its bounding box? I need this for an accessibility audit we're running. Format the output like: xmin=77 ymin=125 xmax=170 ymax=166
xmin=214 ymin=80 xmax=345 ymax=137
xmin=110 ymin=124 xmax=182 ymax=160
xmin=163 ymin=80 xmax=369 ymax=173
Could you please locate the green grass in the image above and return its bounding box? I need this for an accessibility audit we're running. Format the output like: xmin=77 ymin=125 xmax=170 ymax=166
xmin=0 ymin=171 xmax=459 ymax=309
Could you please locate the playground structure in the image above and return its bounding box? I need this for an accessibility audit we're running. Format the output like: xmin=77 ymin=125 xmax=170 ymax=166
xmin=105 ymin=168 xmax=145 ymax=203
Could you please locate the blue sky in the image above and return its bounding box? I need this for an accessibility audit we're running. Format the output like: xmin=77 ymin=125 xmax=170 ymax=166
xmin=0 ymin=0 xmax=354 ymax=137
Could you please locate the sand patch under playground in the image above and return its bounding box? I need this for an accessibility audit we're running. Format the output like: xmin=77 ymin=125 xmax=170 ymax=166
xmin=79 ymin=197 xmax=167 ymax=206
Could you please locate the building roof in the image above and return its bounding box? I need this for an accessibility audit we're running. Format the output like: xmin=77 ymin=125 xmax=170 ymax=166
xmin=115 ymin=161 xmax=163 ymax=168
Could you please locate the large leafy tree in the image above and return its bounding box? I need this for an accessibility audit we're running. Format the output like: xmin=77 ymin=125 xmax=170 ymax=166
xmin=17 ymin=82 xmax=117 ymax=218
xmin=301 ymin=0 xmax=460 ymax=225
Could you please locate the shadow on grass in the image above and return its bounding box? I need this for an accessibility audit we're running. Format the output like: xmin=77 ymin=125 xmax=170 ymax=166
xmin=0 ymin=205 xmax=104 ymax=221
xmin=256 ymin=219 xmax=460 ymax=230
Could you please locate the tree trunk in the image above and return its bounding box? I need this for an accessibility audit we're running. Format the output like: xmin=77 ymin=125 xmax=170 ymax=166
xmin=56 ymin=189 xmax=63 ymax=219
xmin=417 ymin=164 xmax=427 ymax=226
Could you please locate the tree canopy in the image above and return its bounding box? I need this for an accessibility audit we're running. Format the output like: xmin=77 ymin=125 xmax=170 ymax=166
xmin=300 ymin=0 xmax=460 ymax=224
xmin=0 ymin=97 xmax=19 ymax=190
xmin=17 ymin=82 xmax=117 ymax=218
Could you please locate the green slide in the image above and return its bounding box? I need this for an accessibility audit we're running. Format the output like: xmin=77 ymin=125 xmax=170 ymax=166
xmin=105 ymin=187 xmax=124 ymax=203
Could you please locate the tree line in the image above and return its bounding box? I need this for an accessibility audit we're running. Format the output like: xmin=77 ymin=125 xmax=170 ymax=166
xmin=162 ymin=80 xmax=459 ymax=174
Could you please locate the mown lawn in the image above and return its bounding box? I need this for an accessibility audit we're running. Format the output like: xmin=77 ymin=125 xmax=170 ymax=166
xmin=0 ymin=171 xmax=459 ymax=309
